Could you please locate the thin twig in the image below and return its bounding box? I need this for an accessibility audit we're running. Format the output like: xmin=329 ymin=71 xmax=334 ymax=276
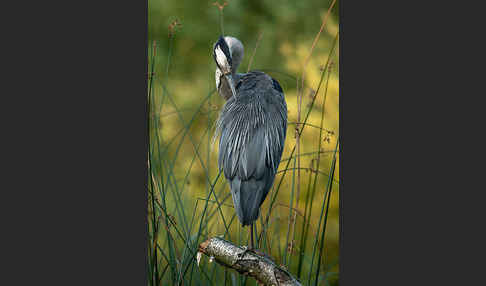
xmin=296 ymin=0 xmax=337 ymax=214
xmin=247 ymin=31 xmax=264 ymax=72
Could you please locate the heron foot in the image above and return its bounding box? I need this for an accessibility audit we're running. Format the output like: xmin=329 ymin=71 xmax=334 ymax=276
xmin=249 ymin=248 xmax=266 ymax=257
xmin=238 ymin=246 xmax=268 ymax=259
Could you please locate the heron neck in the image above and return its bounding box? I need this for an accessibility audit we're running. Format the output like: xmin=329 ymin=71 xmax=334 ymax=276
xmin=217 ymin=71 xmax=241 ymax=101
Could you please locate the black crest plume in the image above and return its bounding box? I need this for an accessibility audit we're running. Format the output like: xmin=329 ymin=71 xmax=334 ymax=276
xmin=213 ymin=36 xmax=233 ymax=69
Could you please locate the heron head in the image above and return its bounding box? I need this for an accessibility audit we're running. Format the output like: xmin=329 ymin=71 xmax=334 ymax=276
xmin=213 ymin=36 xmax=233 ymax=73
xmin=213 ymin=36 xmax=237 ymax=98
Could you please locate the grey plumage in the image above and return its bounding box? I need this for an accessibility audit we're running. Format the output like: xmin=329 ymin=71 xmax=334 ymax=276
xmin=213 ymin=36 xmax=287 ymax=227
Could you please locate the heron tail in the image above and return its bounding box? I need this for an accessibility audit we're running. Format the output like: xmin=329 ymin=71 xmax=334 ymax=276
xmin=230 ymin=173 xmax=275 ymax=226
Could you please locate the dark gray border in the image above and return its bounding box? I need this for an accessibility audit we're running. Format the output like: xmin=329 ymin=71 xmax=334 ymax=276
xmin=341 ymin=1 xmax=486 ymax=285
xmin=1 ymin=0 xmax=148 ymax=284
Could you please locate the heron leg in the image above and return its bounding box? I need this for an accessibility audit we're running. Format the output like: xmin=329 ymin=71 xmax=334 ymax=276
xmin=237 ymin=225 xmax=254 ymax=260
xmin=254 ymin=223 xmax=258 ymax=248
xmin=250 ymin=223 xmax=254 ymax=250
xmin=245 ymin=223 xmax=268 ymax=258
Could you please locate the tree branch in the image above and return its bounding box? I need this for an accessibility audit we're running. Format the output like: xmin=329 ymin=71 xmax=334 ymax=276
xmin=198 ymin=237 xmax=302 ymax=286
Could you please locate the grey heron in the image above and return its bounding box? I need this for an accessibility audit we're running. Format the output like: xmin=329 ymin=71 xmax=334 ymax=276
xmin=213 ymin=36 xmax=287 ymax=249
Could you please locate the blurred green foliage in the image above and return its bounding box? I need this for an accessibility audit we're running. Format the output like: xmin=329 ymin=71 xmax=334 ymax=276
xmin=148 ymin=0 xmax=339 ymax=285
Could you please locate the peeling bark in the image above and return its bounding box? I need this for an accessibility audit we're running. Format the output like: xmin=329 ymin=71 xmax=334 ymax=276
xmin=198 ymin=237 xmax=302 ymax=286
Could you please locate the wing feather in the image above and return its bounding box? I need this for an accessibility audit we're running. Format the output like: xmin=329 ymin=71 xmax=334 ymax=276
xmin=216 ymin=71 xmax=287 ymax=225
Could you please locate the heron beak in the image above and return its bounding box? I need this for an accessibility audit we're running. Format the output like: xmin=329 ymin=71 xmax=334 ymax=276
xmin=224 ymin=73 xmax=237 ymax=98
